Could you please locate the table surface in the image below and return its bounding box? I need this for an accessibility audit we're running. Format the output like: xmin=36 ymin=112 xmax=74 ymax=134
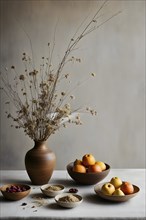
xmin=0 ymin=169 xmax=145 ymax=220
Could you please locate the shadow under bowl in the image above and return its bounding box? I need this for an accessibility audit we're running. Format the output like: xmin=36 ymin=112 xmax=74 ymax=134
xmin=66 ymin=162 xmax=110 ymax=185
xmin=0 ymin=183 xmax=31 ymax=201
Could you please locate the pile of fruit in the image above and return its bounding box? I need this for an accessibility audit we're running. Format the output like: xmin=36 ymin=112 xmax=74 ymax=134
xmin=6 ymin=185 xmax=27 ymax=193
xmin=72 ymin=154 xmax=106 ymax=173
xmin=101 ymin=177 xmax=134 ymax=196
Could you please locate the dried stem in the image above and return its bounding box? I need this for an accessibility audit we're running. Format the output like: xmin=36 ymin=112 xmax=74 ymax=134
xmin=0 ymin=2 xmax=121 ymax=141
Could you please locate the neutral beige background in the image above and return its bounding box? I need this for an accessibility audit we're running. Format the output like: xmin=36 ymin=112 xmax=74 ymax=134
xmin=0 ymin=0 xmax=145 ymax=170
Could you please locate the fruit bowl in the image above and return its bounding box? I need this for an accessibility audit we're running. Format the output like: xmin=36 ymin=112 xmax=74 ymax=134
xmin=40 ymin=184 xmax=65 ymax=197
xmin=94 ymin=182 xmax=140 ymax=202
xmin=66 ymin=162 xmax=110 ymax=185
xmin=0 ymin=183 xmax=31 ymax=201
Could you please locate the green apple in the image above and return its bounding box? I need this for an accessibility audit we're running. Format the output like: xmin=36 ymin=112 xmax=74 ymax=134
xmin=113 ymin=188 xmax=125 ymax=196
xmin=101 ymin=183 xmax=115 ymax=195
xmin=110 ymin=177 xmax=122 ymax=188
xmin=95 ymin=161 xmax=106 ymax=171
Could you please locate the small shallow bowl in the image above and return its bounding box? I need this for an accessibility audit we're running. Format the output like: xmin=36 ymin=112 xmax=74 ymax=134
xmin=0 ymin=183 xmax=31 ymax=201
xmin=67 ymin=162 xmax=110 ymax=185
xmin=40 ymin=184 xmax=65 ymax=197
xmin=55 ymin=193 xmax=83 ymax=208
xmin=94 ymin=182 xmax=140 ymax=202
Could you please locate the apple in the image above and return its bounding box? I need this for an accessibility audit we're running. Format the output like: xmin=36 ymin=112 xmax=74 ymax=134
xmin=95 ymin=161 xmax=106 ymax=171
xmin=120 ymin=182 xmax=134 ymax=195
xmin=110 ymin=177 xmax=122 ymax=188
xmin=113 ymin=188 xmax=125 ymax=196
xmin=101 ymin=183 xmax=115 ymax=195
xmin=88 ymin=164 xmax=102 ymax=173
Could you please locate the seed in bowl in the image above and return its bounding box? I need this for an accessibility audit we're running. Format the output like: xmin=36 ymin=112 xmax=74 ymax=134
xmin=59 ymin=194 xmax=80 ymax=203
xmin=46 ymin=185 xmax=63 ymax=191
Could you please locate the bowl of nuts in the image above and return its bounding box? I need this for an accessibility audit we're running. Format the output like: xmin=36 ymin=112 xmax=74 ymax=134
xmin=0 ymin=184 xmax=31 ymax=201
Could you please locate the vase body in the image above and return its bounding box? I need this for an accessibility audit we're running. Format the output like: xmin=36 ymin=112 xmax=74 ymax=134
xmin=25 ymin=141 xmax=56 ymax=185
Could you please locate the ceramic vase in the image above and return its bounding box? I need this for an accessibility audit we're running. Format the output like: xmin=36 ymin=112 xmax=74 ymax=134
xmin=25 ymin=141 xmax=56 ymax=185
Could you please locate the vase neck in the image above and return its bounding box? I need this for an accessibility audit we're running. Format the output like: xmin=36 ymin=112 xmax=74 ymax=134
xmin=34 ymin=141 xmax=47 ymax=149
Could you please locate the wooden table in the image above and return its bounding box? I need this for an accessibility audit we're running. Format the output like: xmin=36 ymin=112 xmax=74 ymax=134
xmin=0 ymin=169 xmax=145 ymax=219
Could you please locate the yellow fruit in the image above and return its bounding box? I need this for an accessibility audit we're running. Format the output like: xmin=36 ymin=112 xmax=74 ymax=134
xmin=74 ymin=159 xmax=82 ymax=165
xmin=82 ymin=154 xmax=96 ymax=166
xmin=95 ymin=161 xmax=106 ymax=171
xmin=113 ymin=189 xmax=125 ymax=196
xmin=101 ymin=183 xmax=115 ymax=195
xmin=72 ymin=164 xmax=86 ymax=173
xmin=110 ymin=177 xmax=122 ymax=188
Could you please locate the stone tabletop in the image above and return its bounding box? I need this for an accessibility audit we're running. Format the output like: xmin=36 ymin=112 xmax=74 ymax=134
xmin=0 ymin=169 xmax=145 ymax=220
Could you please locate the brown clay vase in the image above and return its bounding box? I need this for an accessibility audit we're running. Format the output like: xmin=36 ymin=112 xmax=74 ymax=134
xmin=25 ymin=141 xmax=56 ymax=185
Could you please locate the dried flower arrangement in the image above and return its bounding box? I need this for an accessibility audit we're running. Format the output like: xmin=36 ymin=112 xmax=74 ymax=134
xmin=0 ymin=1 xmax=121 ymax=142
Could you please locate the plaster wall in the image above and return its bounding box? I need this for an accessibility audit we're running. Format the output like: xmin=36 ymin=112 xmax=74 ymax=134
xmin=0 ymin=0 xmax=145 ymax=170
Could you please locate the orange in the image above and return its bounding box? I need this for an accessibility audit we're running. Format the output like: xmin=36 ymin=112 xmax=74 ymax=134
xmin=72 ymin=164 xmax=86 ymax=173
xmin=82 ymin=154 xmax=96 ymax=166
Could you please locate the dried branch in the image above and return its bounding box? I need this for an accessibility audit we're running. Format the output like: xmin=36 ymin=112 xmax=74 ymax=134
xmin=0 ymin=2 xmax=121 ymax=141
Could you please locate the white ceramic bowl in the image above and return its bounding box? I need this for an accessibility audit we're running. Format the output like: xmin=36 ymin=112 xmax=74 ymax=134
xmin=40 ymin=184 xmax=65 ymax=197
xmin=55 ymin=193 xmax=83 ymax=208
